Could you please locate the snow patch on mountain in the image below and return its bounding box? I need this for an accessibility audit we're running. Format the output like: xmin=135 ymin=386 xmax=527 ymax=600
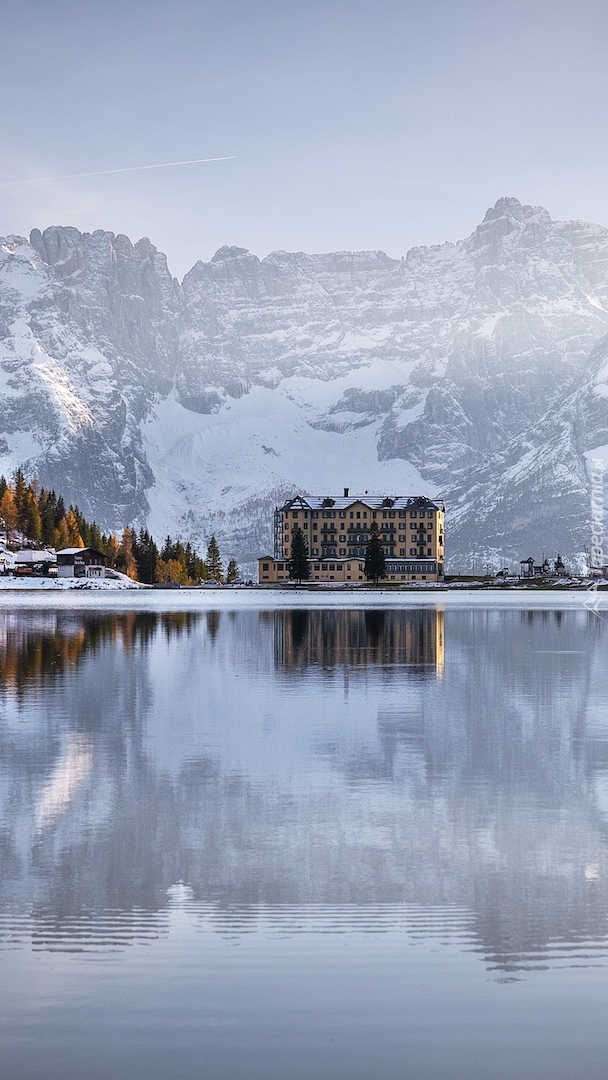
xmin=143 ymin=382 xmax=430 ymax=566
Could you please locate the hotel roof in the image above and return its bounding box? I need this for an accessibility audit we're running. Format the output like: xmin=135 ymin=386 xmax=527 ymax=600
xmin=279 ymin=494 xmax=444 ymax=511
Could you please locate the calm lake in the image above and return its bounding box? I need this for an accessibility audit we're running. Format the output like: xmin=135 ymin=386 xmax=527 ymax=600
xmin=1 ymin=603 xmax=608 ymax=1079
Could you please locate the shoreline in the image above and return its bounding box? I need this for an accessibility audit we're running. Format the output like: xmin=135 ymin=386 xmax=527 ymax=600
xmin=0 ymin=587 xmax=605 ymax=611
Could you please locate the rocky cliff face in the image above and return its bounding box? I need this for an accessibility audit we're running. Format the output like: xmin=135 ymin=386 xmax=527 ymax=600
xmin=0 ymin=227 xmax=180 ymax=524
xmin=2 ymin=198 xmax=608 ymax=569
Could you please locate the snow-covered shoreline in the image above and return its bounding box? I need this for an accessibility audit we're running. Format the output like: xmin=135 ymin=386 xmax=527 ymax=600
xmin=0 ymin=586 xmax=605 ymax=611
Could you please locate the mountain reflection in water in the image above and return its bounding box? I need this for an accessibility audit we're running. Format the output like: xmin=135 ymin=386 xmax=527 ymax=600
xmin=0 ymin=605 xmax=607 ymax=976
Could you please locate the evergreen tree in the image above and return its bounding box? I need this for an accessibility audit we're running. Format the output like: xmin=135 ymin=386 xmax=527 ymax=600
xmin=54 ymin=495 xmax=66 ymax=527
xmin=23 ymin=492 xmax=42 ymax=543
xmin=38 ymin=490 xmax=57 ymax=546
xmin=132 ymin=528 xmax=159 ymax=584
xmin=205 ymin=535 xmax=223 ymax=581
xmin=185 ymin=542 xmax=206 ymax=582
xmin=226 ymin=558 xmax=239 ymax=583
xmin=14 ymin=469 xmax=29 ymax=534
xmin=288 ymin=527 xmax=310 ymax=582
xmin=0 ymin=476 xmax=7 ymax=500
xmin=364 ymin=521 xmax=386 ymax=583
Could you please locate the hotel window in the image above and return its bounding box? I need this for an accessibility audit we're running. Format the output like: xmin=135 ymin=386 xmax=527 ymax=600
xmin=350 ymin=511 xmax=354 ymax=518
xmin=292 ymin=511 xmax=299 ymax=518
xmin=303 ymin=522 xmax=308 ymax=529
xmin=400 ymin=548 xmax=405 ymax=555
xmin=410 ymin=548 xmax=416 ymax=555
xmin=410 ymin=511 xmax=417 ymax=518
xmin=262 ymin=564 xmax=269 ymax=571
xmin=363 ymin=511 xmax=367 ymax=518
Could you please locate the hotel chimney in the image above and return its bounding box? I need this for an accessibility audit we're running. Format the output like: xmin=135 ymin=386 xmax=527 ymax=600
xmin=344 ymin=487 xmax=349 ymax=497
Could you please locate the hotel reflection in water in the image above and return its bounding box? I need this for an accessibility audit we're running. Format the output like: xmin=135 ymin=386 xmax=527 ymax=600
xmin=273 ymin=608 xmax=444 ymax=675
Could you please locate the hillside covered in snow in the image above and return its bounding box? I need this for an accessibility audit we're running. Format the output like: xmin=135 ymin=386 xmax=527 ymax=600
xmin=1 ymin=196 xmax=608 ymax=571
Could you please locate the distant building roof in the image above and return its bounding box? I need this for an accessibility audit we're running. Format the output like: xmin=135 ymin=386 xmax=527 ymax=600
xmin=13 ymin=549 xmax=56 ymax=563
xmin=56 ymin=547 xmax=105 ymax=556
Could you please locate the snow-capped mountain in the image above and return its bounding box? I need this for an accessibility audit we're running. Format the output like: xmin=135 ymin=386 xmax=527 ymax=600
xmin=1 ymin=196 xmax=608 ymax=570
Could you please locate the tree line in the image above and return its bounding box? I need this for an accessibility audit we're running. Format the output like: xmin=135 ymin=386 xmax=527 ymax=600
xmin=0 ymin=471 xmax=238 ymax=585
xmin=289 ymin=522 xmax=386 ymax=582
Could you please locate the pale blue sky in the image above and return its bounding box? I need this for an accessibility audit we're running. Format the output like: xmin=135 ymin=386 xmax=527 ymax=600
xmin=2 ymin=0 xmax=608 ymax=278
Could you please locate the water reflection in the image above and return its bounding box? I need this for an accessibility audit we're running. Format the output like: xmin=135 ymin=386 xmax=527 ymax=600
xmin=275 ymin=608 xmax=444 ymax=673
xmin=0 ymin=606 xmax=608 ymax=976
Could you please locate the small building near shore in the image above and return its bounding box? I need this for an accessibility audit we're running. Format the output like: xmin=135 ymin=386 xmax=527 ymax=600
xmin=56 ymin=547 xmax=106 ymax=579
xmin=13 ymin=549 xmax=57 ymax=574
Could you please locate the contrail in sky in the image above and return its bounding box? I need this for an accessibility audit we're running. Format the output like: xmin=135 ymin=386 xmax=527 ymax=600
xmin=0 ymin=156 xmax=236 ymax=187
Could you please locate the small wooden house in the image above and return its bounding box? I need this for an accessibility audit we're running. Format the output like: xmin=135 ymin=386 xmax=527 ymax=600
xmin=56 ymin=547 xmax=106 ymax=579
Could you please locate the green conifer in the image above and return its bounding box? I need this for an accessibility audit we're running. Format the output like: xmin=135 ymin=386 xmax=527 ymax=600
xmin=205 ymin=535 xmax=224 ymax=582
xmin=288 ymin=527 xmax=310 ymax=582
xmin=364 ymin=521 xmax=386 ymax=583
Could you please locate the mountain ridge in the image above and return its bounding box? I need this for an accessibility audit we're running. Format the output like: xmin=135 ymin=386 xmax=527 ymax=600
xmin=1 ymin=196 xmax=608 ymax=570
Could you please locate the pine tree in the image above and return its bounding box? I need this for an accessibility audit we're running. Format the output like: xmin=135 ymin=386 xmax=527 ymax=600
xmin=38 ymin=490 xmax=57 ymax=546
xmin=23 ymin=492 xmax=42 ymax=543
xmin=364 ymin=521 xmax=386 ymax=583
xmin=54 ymin=496 xmax=66 ymax=527
xmin=226 ymin=558 xmax=239 ymax=583
xmin=132 ymin=528 xmax=159 ymax=584
xmin=14 ymin=469 xmax=29 ymax=535
xmin=288 ymin=527 xmax=310 ymax=582
xmin=205 ymin=535 xmax=223 ymax=582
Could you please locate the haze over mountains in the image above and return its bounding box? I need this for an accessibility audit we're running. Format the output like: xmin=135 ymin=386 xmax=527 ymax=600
xmin=1 ymin=196 xmax=608 ymax=571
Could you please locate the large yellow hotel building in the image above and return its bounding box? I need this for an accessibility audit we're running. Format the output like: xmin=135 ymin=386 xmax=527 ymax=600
xmin=258 ymin=489 xmax=445 ymax=583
